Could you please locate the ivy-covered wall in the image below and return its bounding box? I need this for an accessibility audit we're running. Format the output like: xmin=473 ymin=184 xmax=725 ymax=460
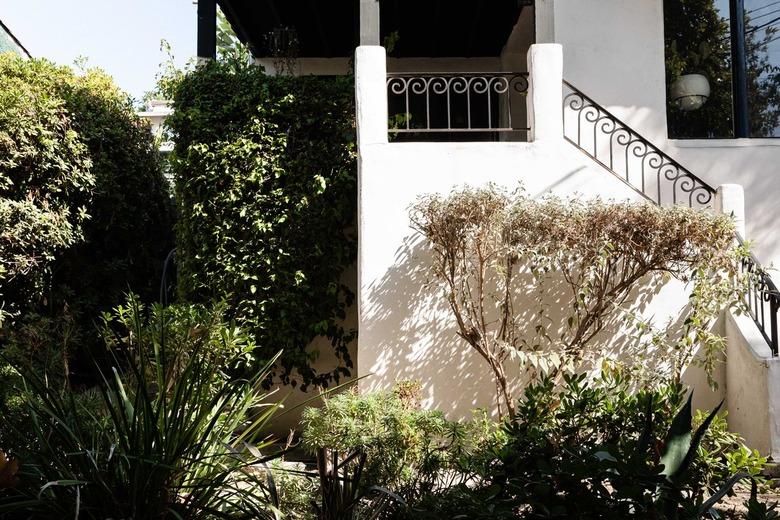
xmin=166 ymin=61 xmax=357 ymax=390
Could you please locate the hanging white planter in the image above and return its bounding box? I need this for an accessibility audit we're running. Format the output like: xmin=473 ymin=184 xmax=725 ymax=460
xmin=670 ymin=74 xmax=711 ymax=111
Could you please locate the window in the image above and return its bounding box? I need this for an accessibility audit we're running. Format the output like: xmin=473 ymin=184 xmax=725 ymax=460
xmin=664 ymin=0 xmax=780 ymax=138
xmin=744 ymin=0 xmax=780 ymax=137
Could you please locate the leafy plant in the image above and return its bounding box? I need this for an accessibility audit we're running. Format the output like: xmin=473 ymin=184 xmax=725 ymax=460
xmin=165 ymin=59 xmax=357 ymax=390
xmin=410 ymin=375 xmax=765 ymax=519
xmin=410 ymin=185 xmax=743 ymax=417
xmin=311 ymin=448 xmax=405 ymax=520
xmin=692 ymin=409 xmax=767 ymax=496
xmin=0 ymin=298 xmax=282 ymax=518
xmin=300 ymin=382 xmax=505 ymax=506
xmin=0 ymin=53 xmax=173 ymax=372
xmin=745 ymin=480 xmax=780 ymax=520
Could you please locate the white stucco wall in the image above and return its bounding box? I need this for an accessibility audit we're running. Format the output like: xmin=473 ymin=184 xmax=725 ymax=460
xmin=723 ymin=311 xmax=780 ymax=458
xmin=356 ymin=44 xmax=724 ymax=420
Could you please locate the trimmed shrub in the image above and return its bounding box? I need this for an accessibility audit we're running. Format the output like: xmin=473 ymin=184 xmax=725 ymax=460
xmin=0 ymin=53 xmax=173 ymax=354
xmin=410 ymin=185 xmax=744 ymax=417
xmin=0 ymin=55 xmax=94 ymax=324
xmin=166 ymin=60 xmax=357 ymax=389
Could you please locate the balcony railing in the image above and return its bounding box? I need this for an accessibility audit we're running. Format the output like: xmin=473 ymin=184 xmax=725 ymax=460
xmin=386 ymin=72 xmax=529 ymax=138
xmin=563 ymin=80 xmax=779 ymax=356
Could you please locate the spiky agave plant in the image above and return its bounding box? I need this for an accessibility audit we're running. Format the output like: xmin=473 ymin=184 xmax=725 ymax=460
xmin=656 ymin=394 xmax=751 ymax=518
xmin=0 ymin=299 xmax=283 ymax=519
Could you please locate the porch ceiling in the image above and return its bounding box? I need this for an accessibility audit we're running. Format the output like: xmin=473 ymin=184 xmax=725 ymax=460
xmin=217 ymin=0 xmax=526 ymax=58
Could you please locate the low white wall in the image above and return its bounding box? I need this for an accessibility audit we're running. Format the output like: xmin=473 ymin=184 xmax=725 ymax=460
xmin=724 ymin=311 xmax=779 ymax=458
xmin=358 ymin=138 xmax=711 ymax=417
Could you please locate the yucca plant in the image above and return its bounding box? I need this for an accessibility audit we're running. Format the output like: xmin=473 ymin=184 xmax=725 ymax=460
xmin=0 ymin=299 xmax=283 ymax=519
xmin=310 ymin=448 xmax=405 ymax=520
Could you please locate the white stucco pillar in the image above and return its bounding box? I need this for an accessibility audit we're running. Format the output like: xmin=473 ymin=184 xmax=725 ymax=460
xmin=715 ymin=183 xmax=745 ymax=238
xmin=527 ymin=43 xmax=563 ymax=143
xmin=355 ymin=46 xmax=388 ymax=147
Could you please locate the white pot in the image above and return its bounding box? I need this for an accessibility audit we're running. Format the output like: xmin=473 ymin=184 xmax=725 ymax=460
xmin=670 ymin=73 xmax=711 ymax=111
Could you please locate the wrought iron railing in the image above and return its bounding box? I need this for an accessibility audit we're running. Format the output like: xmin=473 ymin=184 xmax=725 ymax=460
xmin=738 ymin=236 xmax=780 ymax=356
xmin=562 ymin=80 xmax=780 ymax=356
xmin=386 ymin=72 xmax=529 ymax=136
xmin=562 ymin=80 xmax=715 ymax=209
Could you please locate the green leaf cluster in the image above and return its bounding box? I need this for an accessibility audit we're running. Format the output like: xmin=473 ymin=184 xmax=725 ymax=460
xmin=166 ymin=60 xmax=357 ymax=390
xmin=0 ymin=53 xmax=173 ymax=340
xmin=0 ymin=297 xmax=283 ymax=518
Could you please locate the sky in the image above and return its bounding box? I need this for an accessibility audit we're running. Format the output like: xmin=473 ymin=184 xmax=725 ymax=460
xmin=0 ymin=0 xmax=197 ymax=103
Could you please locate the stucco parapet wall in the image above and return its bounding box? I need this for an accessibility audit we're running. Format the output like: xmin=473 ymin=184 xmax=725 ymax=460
xmin=724 ymin=310 xmax=780 ymax=459
xmin=727 ymin=311 xmax=775 ymax=360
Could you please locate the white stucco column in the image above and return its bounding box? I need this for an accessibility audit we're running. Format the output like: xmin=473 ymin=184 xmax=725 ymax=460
xmin=527 ymin=43 xmax=563 ymax=143
xmin=355 ymin=46 xmax=388 ymax=147
xmin=715 ymin=183 xmax=746 ymax=238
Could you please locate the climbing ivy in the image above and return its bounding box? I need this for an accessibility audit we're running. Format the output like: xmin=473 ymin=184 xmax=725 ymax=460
xmin=165 ymin=60 xmax=357 ymax=390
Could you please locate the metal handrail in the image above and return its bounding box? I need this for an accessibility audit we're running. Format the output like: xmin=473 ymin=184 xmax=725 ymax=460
xmin=562 ymin=80 xmax=716 ymax=208
xmin=562 ymin=79 xmax=778 ymax=356
xmin=386 ymin=71 xmax=530 ymax=134
xmin=737 ymin=235 xmax=780 ymax=355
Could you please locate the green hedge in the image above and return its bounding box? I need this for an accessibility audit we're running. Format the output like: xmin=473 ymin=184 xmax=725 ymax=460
xmin=0 ymin=56 xmax=93 ymax=322
xmin=167 ymin=61 xmax=357 ymax=390
xmin=0 ymin=54 xmax=173 ymax=336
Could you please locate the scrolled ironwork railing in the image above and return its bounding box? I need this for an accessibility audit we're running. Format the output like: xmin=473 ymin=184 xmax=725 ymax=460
xmin=386 ymin=72 xmax=529 ymax=136
xmin=562 ymin=80 xmax=716 ymax=209
xmin=562 ymin=80 xmax=779 ymax=356
xmin=738 ymin=237 xmax=780 ymax=356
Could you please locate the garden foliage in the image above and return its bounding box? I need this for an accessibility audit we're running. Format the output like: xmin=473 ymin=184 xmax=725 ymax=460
xmin=0 ymin=53 xmax=173 ymax=337
xmin=409 ymin=374 xmax=767 ymax=519
xmin=300 ymin=381 xmax=504 ymax=507
xmin=0 ymin=298 xmax=282 ymax=518
xmin=165 ymin=59 xmax=357 ymax=389
xmin=411 ymin=185 xmax=744 ymax=417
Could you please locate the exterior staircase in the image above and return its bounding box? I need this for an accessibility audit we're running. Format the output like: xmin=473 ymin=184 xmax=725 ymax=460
xmin=562 ymin=80 xmax=780 ymax=358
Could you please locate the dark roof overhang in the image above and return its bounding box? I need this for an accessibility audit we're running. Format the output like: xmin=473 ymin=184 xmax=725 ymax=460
xmin=217 ymin=0 xmax=528 ymax=58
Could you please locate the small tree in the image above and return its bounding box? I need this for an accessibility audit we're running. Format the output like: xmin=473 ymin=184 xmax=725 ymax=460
xmin=411 ymin=186 xmax=743 ymax=418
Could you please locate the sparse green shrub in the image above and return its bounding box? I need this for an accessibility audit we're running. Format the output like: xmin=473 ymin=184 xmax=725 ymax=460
xmin=166 ymin=59 xmax=356 ymax=389
xmin=300 ymin=382 xmax=505 ymax=506
xmin=266 ymin=459 xmax=318 ymax=520
xmin=693 ymin=410 xmax=767 ymax=495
